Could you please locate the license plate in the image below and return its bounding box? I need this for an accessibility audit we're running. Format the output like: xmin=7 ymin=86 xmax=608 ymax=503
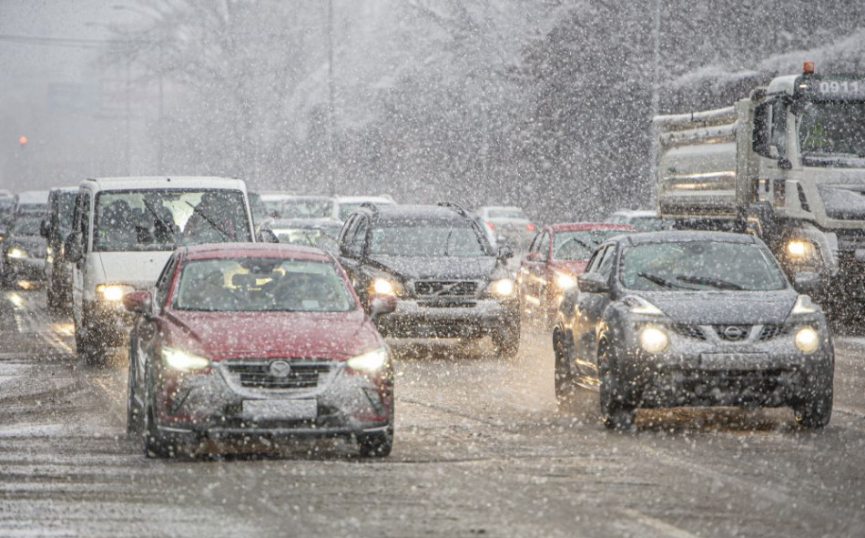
xmin=242 ymin=399 xmax=317 ymax=420
xmin=700 ymin=353 xmax=769 ymax=371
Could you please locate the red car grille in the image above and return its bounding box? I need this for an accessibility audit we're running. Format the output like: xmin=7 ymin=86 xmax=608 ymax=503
xmin=225 ymin=359 xmax=332 ymax=390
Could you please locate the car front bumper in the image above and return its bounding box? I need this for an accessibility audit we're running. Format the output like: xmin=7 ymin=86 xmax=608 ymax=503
xmin=375 ymin=298 xmax=519 ymax=339
xmin=612 ymin=323 xmax=834 ymax=409
xmin=154 ymin=360 xmax=393 ymax=441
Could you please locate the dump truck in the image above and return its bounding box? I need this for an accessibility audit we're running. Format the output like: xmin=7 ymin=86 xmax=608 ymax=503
xmin=654 ymin=62 xmax=865 ymax=308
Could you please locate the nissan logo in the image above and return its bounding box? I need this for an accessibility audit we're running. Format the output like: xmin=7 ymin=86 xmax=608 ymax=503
xmin=723 ymin=326 xmax=746 ymax=340
xmin=269 ymin=361 xmax=292 ymax=378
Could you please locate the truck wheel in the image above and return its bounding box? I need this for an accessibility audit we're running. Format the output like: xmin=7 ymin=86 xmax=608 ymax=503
xmin=358 ymin=428 xmax=393 ymax=458
xmin=598 ymin=340 xmax=636 ymax=430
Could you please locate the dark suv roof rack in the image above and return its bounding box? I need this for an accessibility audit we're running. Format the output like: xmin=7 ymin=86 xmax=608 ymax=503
xmin=437 ymin=202 xmax=471 ymax=219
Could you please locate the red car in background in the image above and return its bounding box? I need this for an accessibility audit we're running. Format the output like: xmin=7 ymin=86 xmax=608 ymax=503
xmin=518 ymin=223 xmax=635 ymax=329
xmin=123 ymin=243 xmax=396 ymax=458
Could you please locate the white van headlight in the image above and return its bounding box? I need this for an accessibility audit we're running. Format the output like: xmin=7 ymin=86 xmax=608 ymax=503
xmin=97 ymin=284 xmax=135 ymax=302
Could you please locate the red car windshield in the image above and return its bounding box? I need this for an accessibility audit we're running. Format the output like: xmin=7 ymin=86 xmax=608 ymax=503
xmin=553 ymin=230 xmax=628 ymax=261
xmin=173 ymin=258 xmax=355 ymax=312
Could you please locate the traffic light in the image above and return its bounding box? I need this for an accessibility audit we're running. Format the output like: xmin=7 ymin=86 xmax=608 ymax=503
xmin=18 ymin=135 xmax=27 ymax=147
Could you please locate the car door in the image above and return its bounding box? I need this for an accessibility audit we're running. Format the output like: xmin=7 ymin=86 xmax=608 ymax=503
xmin=573 ymin=244 xmax=616 ymax=376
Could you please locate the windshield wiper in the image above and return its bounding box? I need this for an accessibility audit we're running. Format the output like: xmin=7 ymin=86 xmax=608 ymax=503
xmin=637 ymin=272 xmax=680 ymax=289
xmin=675 ymin=274 xmax=744 ymax=290
xmin=186 ymin=201 xmax=230 ymax=239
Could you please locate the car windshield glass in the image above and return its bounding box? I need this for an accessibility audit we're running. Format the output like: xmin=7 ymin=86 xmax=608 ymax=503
xmin=281 ymin=200 xmax=334 ymax=219
xmin=797 ymin=101 xmax=865 ymax=163
xmin=174 ymin=258 xmax=354 ymax=312
xmin=554 ymin=230 xmax=627 ymax=260
xmin=338 ymin=203 xmax=366 ymax=220
xmin=621 ymin=240 xmax=787 ymax=291
xmin=370 ymin=224 xmax=487 ymax=257
xmin=630 ymin=216 xmax=675 ymax=232
xmin=12 ymin=215 xmax=43 ymax=236
xmin=488 ymin=209 xmax=527 ymax=220
xmin=94 ymin=189 xmax=251 ymax=252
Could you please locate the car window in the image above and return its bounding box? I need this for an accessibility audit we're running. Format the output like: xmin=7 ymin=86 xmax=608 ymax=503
xmin=553 ymin=230 xmax=629 ymax=261
xmin=93 ymin=189 xmax=251 ymax=252
xmin=620 ymin=240 xmax=787 ymax=291
xmin=488 ymin=208 xmax=527 ymax=220
xmin=11 ymin=215 xmax=43 ymax=236
xmin=155 ymin=255 xmax=178 ymax=308
xmin=345 ymin=217 xmax=368 ymax=258
xmin=173 ymin=258 xmax=355 ymax=312
xmin=585 ymin=246 xmax=607 ymax=273
xmin=537 ymin=231 xmax=551 ymax=262
xmin=596 ymin=245 xmax=617 ymax=280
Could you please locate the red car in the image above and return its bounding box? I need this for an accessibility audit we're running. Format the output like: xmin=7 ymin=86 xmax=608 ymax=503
xmin=518 ymin=223 xmax=635 ymax=328
xmin=123 ymin=243 xmax=396 ymax=458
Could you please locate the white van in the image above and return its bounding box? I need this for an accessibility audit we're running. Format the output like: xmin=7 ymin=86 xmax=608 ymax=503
xmin=65 ymin=176 xmax=255 ymax=364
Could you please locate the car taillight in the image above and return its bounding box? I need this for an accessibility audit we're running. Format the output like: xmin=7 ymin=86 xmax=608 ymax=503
xmin=526 ymin=223 xmax=536 ymax=232
xmin=486 ymin=221 xmax=495 ymax=230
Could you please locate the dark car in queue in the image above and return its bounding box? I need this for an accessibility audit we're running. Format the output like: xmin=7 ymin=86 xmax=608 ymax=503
xmin=41 ymin=187 xmax=78 ymax=311
xmin=124 ymin=243 xmax=396 ymax=458
xmin=264 ymin=218 xmax=342 ymax=253
xmin=337 ymin=203 xmax=520 ymax=357
xmin=519 ymin=223 xmax=634 ymax=329
xmin=554 ymin=231 xmax=833 ymax=430
xmin=2 ymin=212 xmax=49 ymax=288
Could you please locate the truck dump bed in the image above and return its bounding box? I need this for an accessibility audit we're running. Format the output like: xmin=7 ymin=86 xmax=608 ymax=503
xmin=654 ymin=107 xmax=740 ymax=218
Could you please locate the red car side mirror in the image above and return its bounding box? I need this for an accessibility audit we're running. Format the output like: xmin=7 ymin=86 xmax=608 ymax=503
xmin=123 ymin=290 xmax=153 ymax=316
xmin=526 ymin=251 xmax=539 ymax=262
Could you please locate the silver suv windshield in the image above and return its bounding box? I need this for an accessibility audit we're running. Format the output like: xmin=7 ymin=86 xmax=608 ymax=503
xmin=370 ymin=225 xmax=488 ymax=257
xmin=94 ymin=189 xmax=251 ymax=252
xmin=621 ymin=240 xmax=787 ymax=291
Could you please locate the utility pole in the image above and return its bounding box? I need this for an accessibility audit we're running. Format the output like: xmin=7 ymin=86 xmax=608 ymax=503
xmin=327 ymin=0 xmax=336 ymax=194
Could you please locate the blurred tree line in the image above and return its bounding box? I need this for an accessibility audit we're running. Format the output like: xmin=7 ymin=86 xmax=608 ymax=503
xmin=109 ymin=0 xmax=865 ymax=222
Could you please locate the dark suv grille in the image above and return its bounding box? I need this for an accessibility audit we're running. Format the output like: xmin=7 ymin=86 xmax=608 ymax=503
xmin=758 ymin=324 xmax=792 ymax=341
xmin=225 ymin=359 xmax=331 ymax=390
xmin=670 ymin=324 xmax=706 ymax=340
xmin=414 ymin=280 xmax=478 ymax=297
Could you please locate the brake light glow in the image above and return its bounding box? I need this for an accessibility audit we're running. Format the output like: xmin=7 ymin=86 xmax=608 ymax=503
xmin=526 ymin=223 xmax=536 ymax=232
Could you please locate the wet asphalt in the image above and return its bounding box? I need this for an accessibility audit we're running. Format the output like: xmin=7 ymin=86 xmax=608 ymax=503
xmin=0 ymin=289 xmax=864 ymax=537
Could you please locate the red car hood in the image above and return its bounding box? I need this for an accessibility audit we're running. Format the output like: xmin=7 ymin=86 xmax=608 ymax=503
xmin=162 ymin=309 xmax=381 ymax=361
xmin=550 ymin=259 xmax=589 ymax=275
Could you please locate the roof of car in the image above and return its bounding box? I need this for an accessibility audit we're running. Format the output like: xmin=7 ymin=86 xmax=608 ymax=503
xmin=16 ymin=190 xmax=50 ymax=204
xmin=335 ymin=195 xmax=395 ymax=204
xmin=550 ymin=222 xmax=635 ymax=232
xmin=363 ymin=204 xmax=475 ymax=224
xmin=267 ymin=218 xmax=342 ymax=228
xmin=619 ymin=231 xmax=759 ymax=246
xmin=81 ymin=176 xmax=247 ymax=192
xmin=182 ymin=243 xmax=332 ymax=262
xmin=611 ymin=210 xmax=659 ymax=218
xmin=50 ymin=186 xmax=79 ymax=194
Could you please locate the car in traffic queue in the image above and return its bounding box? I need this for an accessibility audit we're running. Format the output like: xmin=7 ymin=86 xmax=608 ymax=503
xmin=1 ymin=191 xmax=50 ymax=288
xmin=123 ymin=243 xmax=396 ymax=458
xmin=333 ymin=195 xmax=395 ymax=222
xmin=337 ymin=202 xmax=521 ymax=357
xmin=518 ymin=223 xmax=634 ymax=329
xmin=263 ymin=218 xmax=342 ymax=253
xmin=0 ymin=193 xmax=13 ymax=245
xmin=64 ymin=176 xmax=256 ymax=365
xmin=605 ymin=209 xmax=676 ymax=232
xmin=41 ymin=187 xmax=78 ymax=311
xmin=476 ymin=205 xmax=536 ymax=253
xmin=553 ymin=231 xmax=834 ymax=430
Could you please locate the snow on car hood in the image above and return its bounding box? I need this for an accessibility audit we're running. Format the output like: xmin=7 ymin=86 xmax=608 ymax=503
xmin=163 ymin=308 xmax=380 ymax=361
xmin=369 ymin=256 xmax=497 ymax=280
xmin=641 ymin=290 xmax=797 ymax=324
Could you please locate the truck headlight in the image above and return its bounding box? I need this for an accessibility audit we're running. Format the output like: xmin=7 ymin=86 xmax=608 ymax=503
xmin=7 ymin=247 xmax=27 ymax=259
xmin=794 ymin=326 xmax=819 ymax=354
xmin=786 ymin=240 xmax=815 ymax=259
xmin=347 ymin=347 xmax=389 ymax=372
xmin=96 ymin=284 xmax=135 ymax=302
xmin=639 ymin=326 xmax=669 ymax=354
xmin=161 ymin=346 xmax=211 ymax=372
xmin=554 ymin=272 xmax=577 ymax=290
xmin=490 ymin=278 xmax=516 ymax=297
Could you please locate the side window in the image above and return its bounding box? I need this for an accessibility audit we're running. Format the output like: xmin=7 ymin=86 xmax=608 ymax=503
xmin=76 ymin=192 xmax=91 ymax=252
xmin=770 ymin=101 xmax=787 ymax=157
xmin=538 ymin=231 xmax=551 ymax=262
xmin=596 ymin=246 xmax=617 ymax=280
xmin=586 ymin=246 xmax=607 ymax=274
xmin=752 ymin=102 xmax=771 ymax=157
xmin=155 ymin=256 xmax=177 ymax=308
xmin=347 ymin=218 xmax=368 ymax=258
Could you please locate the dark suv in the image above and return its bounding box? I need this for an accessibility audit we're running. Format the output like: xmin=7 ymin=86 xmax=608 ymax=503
xmin=337 ymin=203 xmax=520 ymax=357
xmin=41 ymin=187 xmax=78 ymax=311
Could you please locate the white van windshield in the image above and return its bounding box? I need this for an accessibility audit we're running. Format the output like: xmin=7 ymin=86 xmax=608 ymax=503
xmin=94 ymin=189 xmax=251 ymax=252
